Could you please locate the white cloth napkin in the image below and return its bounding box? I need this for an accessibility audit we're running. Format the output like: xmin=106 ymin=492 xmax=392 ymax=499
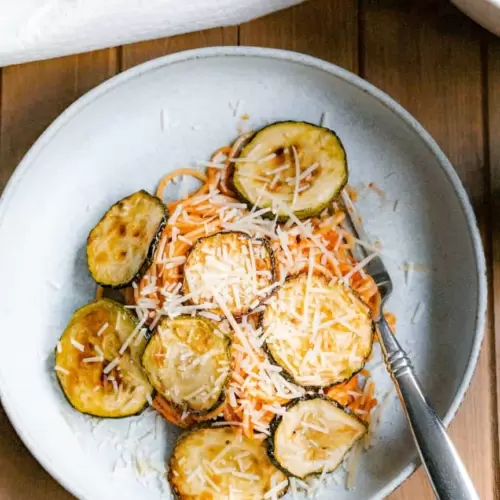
xmin=0 ymin=0 xmax=304 ymax=67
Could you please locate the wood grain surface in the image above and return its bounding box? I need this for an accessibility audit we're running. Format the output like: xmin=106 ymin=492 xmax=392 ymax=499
xmin=361 ymin=2 xmax=496 ymax=499
xmin=488 ymin=32 xmax=500 ymax=468
xmin=0 ymin=0 xmax=498 ymax=498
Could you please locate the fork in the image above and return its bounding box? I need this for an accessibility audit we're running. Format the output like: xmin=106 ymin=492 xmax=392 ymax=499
xmin=340 ymin=192 xmax=478 ymax=500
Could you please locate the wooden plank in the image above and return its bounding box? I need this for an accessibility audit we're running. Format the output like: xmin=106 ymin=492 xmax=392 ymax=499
xmin=0 ymin=49 xmax=118 ymax=191
xmin=240 ymin=0 xmax=358 ymax=72
xmin=0 ymin=48 xmax=118 ymax=499
xmin=121 ymin=27 xmax=238 ymax=70
xmin=487 ymin=34 xmax=500 ymax=465
xmin=361 ymin=1 xmax=495 ymax=498
xmin=0 ymin=409 xmax=71 ymax=499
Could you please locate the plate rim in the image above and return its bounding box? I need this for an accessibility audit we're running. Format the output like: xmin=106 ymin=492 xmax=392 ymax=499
xmin=0 ymin=46 xmax=487 ymax=500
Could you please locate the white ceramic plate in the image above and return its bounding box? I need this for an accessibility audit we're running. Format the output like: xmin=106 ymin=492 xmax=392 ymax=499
xmin=452 ymin=0 xmax=500 ymax=36
xmin=0 ymin=47 xmax=486 ymax=500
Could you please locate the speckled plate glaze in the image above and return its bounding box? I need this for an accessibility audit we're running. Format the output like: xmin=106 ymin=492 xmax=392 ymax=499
xmin=0 ymin=47 xmax=486 ymax=500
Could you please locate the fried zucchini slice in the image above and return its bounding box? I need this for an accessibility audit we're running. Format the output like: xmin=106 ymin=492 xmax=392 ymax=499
xmin=87 ymin=190 xmax=167 ymax=288
xmin=152 ymin=393 xmax=226 ymax=429
xmin=55 ymin=299 xmax=153 ymax=418
xmin=169 ymin=426 xmax=288 ymax=499
xmin=141 ymin=316 xmax=231 ymax=415
xmin=262 ymin=273 xmax=374 ymax=387
xmin=183 ymin=231 xmax=275 ymax=316
xmin=268 ymin=396 xmax=366 ymax=478
xmin=232 ymin=121 xmax=348 ymax=220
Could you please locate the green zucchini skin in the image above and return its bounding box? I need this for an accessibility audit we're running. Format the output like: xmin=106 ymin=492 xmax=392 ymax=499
xmin=55 ymin=298 xmax=154 ymax=418
xmin=167 ymin=423 xmax=218 ymax=500
xmin=168 ymin=423 xmax=288 ymax=500
xmin=260 ymin=324 xmax=375 ymax=391
xmin=141 ymin=315 xmax=232 ymax=416
xmin=183 ymin=230 xmax=276 ymax=317
xmin=266 ymin=394 xmax=367 ymax=479
xmin=54 ymin=352 xmax=151 ymax=419
xmin=87 ymin=190 xmax=167 ymax=289
xmin=190 ymin=381 xmax=228 ymax=417
xmin=230 ymin=121 xmax=349 ymax=222
xmin=125 ymin=214 xmax=166 ymax=288
xmin=260 ymin=273 xmax=375 ymax=390
xmin=153 ymin=393 xmax=228 ymax=429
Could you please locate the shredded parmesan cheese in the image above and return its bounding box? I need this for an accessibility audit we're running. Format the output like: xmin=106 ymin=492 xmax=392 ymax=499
xmin=291 ymin=145 xmax=300 ymax=208
xmin=411 ymin=302 xmax=424 ymax=324
xmin=103 ymin=357 xmax=120 ymax=375
xmin=70 ymin=338 xmax=85 ymax=352
xmin=263 ymin=479 xmax=289 ymax=499
xmin=96 ymin=322 xmax=109 ymax=337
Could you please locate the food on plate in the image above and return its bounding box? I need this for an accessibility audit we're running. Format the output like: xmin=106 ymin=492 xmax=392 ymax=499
xmin=141 ymin=315 xmax=231 ymax=415
xmin=55 ymin=299 xmax=153 ymax=418
xmin=267 ymin=395 xmax=367 ymax=478
xmin=87 ymin=190 xmax=167 ymax=288
xmin=183 ymin=231 xmax=275 ymax=316
xmin=169 ymin=425 xmax=288 ymax=499
xmin=231 ymin=121 xmax=348 ymax=221
xmin=261 ymin=273 xmax=374 ymax=387
xmin=56 ymin=121 xmax=388 ymax=495
xmin=152 ymin=393 xmax=227 ymax=429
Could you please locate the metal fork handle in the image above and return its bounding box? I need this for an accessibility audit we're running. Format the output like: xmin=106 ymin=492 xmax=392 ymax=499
xmin=377 ymin=315 xmax=478 ymax=500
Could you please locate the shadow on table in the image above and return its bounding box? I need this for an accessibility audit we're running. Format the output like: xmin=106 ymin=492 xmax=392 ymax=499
xmin=0 ymin=405 xmax=73 ymax=499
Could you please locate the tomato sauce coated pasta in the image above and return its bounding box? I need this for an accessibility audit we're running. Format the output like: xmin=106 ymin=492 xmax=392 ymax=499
xmin=108 ymin=135 xmax=385 ymax=438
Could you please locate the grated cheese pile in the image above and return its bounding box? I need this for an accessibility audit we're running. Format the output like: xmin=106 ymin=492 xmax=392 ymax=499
xmin=127 ymin=153 xmax=384 ymax=442
xmin=183 ymin=232 xmax=275 ymax=315
xmin=262 ymin=274 xmax=374 ymax=388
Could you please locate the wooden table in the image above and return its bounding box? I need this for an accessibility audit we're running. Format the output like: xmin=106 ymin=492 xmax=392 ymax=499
xmin=0 ymin=0 xmax=498 ymax=498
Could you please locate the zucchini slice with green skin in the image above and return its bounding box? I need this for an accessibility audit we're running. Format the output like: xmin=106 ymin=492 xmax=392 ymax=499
xmin=141 ymin=316 xmax=231 ymax=415
xmin=87 ymin=190 xmax=167 ymax=288
xmin=55 ymin=299 xmax=153 ymax=418
xmin=153 ymin=393 xmax=226 ymax=429
xmin=232 ymin=121 xmax=348 ymax=220
xmin=169 ymin=425 xmax=288 ymax=499
xmin=183 ymin=231 xmax=275 ymax=316
xmin=267 ymin=395 xmax=366 ymax=479
xmin=262 ymin=273 xmax=374 ymax=388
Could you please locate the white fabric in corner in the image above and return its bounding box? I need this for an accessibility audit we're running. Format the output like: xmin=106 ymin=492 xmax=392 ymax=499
xmin=0 ymin=0 xmax=305 ymax=67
